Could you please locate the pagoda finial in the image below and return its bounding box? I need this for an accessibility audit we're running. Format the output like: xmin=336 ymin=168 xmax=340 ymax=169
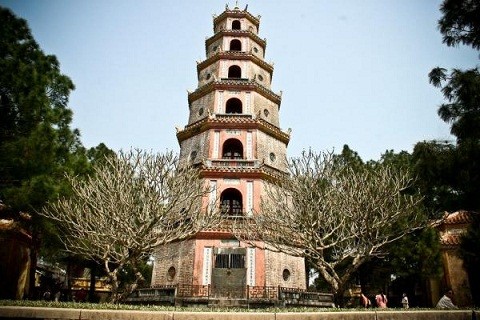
xmin=234 ymin=0 xmax=240 ymax=10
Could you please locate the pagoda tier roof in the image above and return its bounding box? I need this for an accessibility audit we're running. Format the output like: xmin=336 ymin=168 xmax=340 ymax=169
xmin=199 ymin=161 xmax=287 ymax=181
xmin=176 ymin=114 xmax=290 ymax=145
xmin=206 ymin=30 xmax=266 ymax=50
xmin=213 ymin=8 xmax=260 ymax=29
xmin=188 ymin=79 xmax=281 ymax=105
xmin=197 ymin=51 xmax=274 ymax=74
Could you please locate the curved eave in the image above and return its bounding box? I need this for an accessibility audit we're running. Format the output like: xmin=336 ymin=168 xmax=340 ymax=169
xmin=176 ymin=116 xmax=290 ymax=145
xmin=213 ymin=10 xmax=260 ymax=29
xmin=206 ymin=30 xmax=266 ymax=50
xmin=197 ymin=51 xmax=273 ymax=74
xmin=188 ymin=79 xmax=281 ymax=105
xmin=200 ymin=163 xmax=287 ymax=181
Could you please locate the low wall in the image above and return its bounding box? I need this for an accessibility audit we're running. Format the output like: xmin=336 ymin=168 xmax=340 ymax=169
xmin=0 ymin=307 xmax=477 ymax=320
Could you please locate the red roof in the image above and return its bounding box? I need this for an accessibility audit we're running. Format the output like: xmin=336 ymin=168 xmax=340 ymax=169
xmin=444 ymin=210 xmax=476 ymax=224
xmin=436 ymin=210 xmax=478 ymax=247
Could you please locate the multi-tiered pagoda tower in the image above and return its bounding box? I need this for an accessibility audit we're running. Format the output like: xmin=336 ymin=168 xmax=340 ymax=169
xmin=151 ymin=4 xmax=306 ymax=301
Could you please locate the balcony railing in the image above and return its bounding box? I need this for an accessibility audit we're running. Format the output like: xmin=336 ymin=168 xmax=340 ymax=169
xmin=205 ymin=159 xmax=262 ymax=168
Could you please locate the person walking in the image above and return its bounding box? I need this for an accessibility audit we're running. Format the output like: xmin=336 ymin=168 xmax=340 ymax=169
xmin=375 ymin=291 xmax=388 ymax=308
xmin=360 ymin=292 xmax=371 ymax=308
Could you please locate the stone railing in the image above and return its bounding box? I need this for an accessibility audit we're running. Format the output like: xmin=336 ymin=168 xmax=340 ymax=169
xmin=125 ymin=285 xmax=334 ymax=308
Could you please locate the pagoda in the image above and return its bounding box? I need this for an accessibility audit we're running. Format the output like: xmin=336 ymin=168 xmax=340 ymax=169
xmin=151 ymin=4 xmax=306 ymax=303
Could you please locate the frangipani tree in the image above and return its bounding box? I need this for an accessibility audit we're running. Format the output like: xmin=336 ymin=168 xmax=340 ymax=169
xmin=41 ymin=150 xmax=218 ymax=303
xmin=235 ymin=150 xmax=426 ymax=305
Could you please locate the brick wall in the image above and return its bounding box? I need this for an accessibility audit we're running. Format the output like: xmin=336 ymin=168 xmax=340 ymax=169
xmin=151 ymin=240 xmax=196 ymax=287
xmin=265 ymin=249 xmax=306 ymax=290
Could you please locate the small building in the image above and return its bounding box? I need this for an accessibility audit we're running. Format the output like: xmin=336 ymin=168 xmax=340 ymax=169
xmin=0 ymin=204 xmax=32 ymax=300
xmin=432 ymin=210 xmax=476 ymax=307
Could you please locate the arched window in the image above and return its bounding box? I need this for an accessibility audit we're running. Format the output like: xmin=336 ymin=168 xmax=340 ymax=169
xmin=222 ymin=138 xmax=243 ymax=159
xmin=220 ymin=188 xmax=243 ymax=216
xmin=228 ymin=65 xmax=241 ymax=79
xmin=229 ymin=39 xmax=242 ymax=51
xmin=225 ymin=98 xmax=242 ymax=114
xmin=232 ymin=20 xmax=241 ymax=30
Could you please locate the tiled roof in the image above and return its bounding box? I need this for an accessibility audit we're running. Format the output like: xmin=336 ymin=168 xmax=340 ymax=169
xmin=442 ymin=210 xmax=476 ymax=225
xmin=213 ymin=8 xmax=260 ymax=27
xmin=197 ymin=51 xmax=274 ymax=74
xmin=177 ymin=115 xmax=290 ymax=144
xmin=188 ymin=79 xmax=281 ymax=105
xmin=436 ymin=210 xmax=478 ymax=247
xmin=440 ymin=233 xmax=463 ymax=246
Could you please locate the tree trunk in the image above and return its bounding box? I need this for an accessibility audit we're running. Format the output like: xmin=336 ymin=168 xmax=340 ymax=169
xmin=107 ymin=269 xmax=120 ymax=304
xmin=333 ymin=283 xmax=348 ymax=307
xmin=27 ymin=232 xmax=39 ymax=300
xmin=88 ymin=263 xmax=96 ymax=302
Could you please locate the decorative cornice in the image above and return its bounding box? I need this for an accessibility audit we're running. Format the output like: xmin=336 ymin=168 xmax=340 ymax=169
xmin=197 ymin=51 xmax=273 ymax=74
xmin=188 ymin=79 xmax=281 ymax=105
xmin=213 ymin=9 xmax=260 ymax=28
xmin=176 ymin=115 xmax=290 ymax=145
xmin=206 ymin=30 xmax=266 ymax=50
xmin=200 ymin=161 xmax=287 ymax=182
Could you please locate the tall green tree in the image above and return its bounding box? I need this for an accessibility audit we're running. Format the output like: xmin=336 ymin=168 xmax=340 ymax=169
xmin=427 ymin=0 xmax=480 ymax=213
xmin=0 ymin=6 xmax=113 ymax=298
xmin=0 ymin=5 xmax=81 ymax=211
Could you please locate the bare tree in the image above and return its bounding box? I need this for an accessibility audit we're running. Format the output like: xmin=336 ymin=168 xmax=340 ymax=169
xmin=235 ymin=150 xmax=425 ymax=305
xmin=41 ymin=150 xmax=218 ymax=303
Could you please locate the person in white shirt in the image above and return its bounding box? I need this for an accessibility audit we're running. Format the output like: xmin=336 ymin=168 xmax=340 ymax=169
xmin=401 ymin=293 xmax=409 ymax=308
xmin=436 ymin=289 xmax=458 ymax=309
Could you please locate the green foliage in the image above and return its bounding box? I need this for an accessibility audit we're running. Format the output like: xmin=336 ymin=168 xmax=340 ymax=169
xmin=425 ymin=0 xmax=480 ymax=215
xmin=117 ymin=259 xmax=153 ymax=290
xmin=429 ymin=67 xmax=480 ymax=143
xmin=411 ymin=141 xmax=458 ymax=215
xmin=438 ymin=0 xmax=480 ymax=50
xmin=0 ymin=6 xmax=80 ymax=212
xmin=0 ymin=7 xmax=115 ymax=293
xmin=388 ymin=227 xmax=442 ymax=279
xmin=333 ymin=145 xmax=365 ymax=173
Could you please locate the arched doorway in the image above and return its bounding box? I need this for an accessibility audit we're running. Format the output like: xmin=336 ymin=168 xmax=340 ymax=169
xmin=228 ymin=65 xmax=241 ymax=79
xmin=229 ymin=39 xmax=242 ymax=51
xmin=222 ymin=138 xmax=243 ymax=159
xmin=220 ymin=188 xmax=243 ymax=216
xmin=232 ymin=20 xmax=241 ymax=30
xmin=225 ymin=98 xmax=242 ymax=114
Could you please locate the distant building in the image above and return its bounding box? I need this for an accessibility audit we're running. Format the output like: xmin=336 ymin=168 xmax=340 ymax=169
xmin=151 ymin=4 xmax=306 ymax=304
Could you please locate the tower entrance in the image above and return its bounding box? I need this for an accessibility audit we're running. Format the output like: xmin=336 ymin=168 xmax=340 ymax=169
xmin=211 ymin=247 xmax=246 ymax=298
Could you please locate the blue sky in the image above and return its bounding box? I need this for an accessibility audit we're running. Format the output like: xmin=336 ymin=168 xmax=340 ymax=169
xmin=1 ymin=0 xmax=478 ymax=161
